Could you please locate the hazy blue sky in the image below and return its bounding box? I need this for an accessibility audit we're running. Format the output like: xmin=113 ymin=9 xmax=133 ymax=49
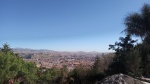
xmin=0 ymin=0 xmax=149 ymax=52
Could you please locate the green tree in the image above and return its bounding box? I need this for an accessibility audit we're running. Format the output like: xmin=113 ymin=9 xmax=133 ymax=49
xmin=108 ymin=35 xmax=138 ymax=75
xmin=59 ymin=65 xmax=68 ymax=84
xmin=68 ymin=64 xmax=91 ymax=84
xmin=124 ymin=4 xmax=150 ymax=45
xmin=0 ymin=43 xmax=12 ymax=53
xmin=125 ymin=48 xmax=142 ymax=77
xmin=0 ymin=44 xmax=38 ymax=84
xmin=0 ymin=51 xmax=20 ymax=83
xmin=20 ymin=62 xmax=38 ymax=84
xmin=135 ymin=43 xmax=150 ymax=76
xmin=37 ymin=66 xmax=61 ymax=84
xmin=89 ymin=56 xmax=105 ymax=83
xmin=92 ymin=56 xmax=101 ymax=73
xmin=124 ymin=3 xmax=150 ymax=77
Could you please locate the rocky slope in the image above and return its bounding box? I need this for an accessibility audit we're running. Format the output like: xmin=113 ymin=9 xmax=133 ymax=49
xmin=96 ymin=73 xmax=149 ymax=84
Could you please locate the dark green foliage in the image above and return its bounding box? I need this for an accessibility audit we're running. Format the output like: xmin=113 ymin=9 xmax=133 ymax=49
xmin=109 ymin=35 xmax=137 ymax=53
xmin=108 ymin=35 xmax=142 ymax=76
xmin=37 ymin=67 xmax=60 ymax=84
xmin=68 ymin=64 xmax=102 ymax=84
xmin=89 ymin=56 xmax=106 ymax=82
xmin=0 ymin=51 xmax=19 ymax=83
xmin=68 ymin=65 xmax=89 ymax=84
xmin=0 ymin=44 xmax=38 ymax=84
xmin=57 ymin=65 xmax=68 ymax=84
xmin=0 ymin=43 xmax=12 ymax=53
xmin=92 ymin=56 xmax=102 ymax=72
xmin=124 ymin=48 xmax=142 ymax=77
xmin=124 ymin=4 xmax=150 ymax=45
xmin=67 ymin=55 xmax=113 ymax=84
xmin=135 ymin=43 xmax=150 ymax=77
xmin=123 ymin=3 xmax=150 ymax=77
xmin=20 ymin=62 xmax=38 ymax=84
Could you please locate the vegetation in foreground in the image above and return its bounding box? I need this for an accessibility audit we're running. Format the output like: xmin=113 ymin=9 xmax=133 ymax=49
xmin=0 ymin=44 xmax=114 ymax=84
xmin=0 ymin=3 xmax=150 ymax=84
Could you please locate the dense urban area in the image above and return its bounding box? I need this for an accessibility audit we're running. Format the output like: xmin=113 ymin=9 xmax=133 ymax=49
xmin=13 ymin=48 xmax=110 ymax=70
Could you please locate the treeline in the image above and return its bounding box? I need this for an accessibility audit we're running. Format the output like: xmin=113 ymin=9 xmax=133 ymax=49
xmin=108 ymin=35 xmax=150 ymax=77
xmin=107 ymin=3 xmax=150 ymax=77
xmin=107 ymin=4 xmax=150 ymax=78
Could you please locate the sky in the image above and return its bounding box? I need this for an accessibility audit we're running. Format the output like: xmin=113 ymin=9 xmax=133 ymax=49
xmin=0 ymin=0 xmax=149 ymax=52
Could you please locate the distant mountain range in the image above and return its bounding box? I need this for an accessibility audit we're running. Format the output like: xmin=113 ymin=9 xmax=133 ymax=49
xmin=12 ymin=48 xmax=104 ymax=54
xmin=12 ymin=48 xmax=109 ymax=59
xmin=12 ymin=48 xmax=55 ymax=53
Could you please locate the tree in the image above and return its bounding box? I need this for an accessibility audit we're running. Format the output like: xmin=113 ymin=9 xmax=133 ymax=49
xmin=125 ymin=48 xmax=142 ymax=77
xmin=124 ymin=3 xmax=150 ymax=77
xmin=89 ymin=56 xmax=105 ymax=83
xmin=0 ymin=43 xmax=12 ymax=53
xmin=92 ymin=56 xmax=102 ymax=73
xmin=0 ymin=51 xmax=20 ymax=83
xmin=108 ymin=35 xmax=138 ymax=75
xmin=135 ymin=43 xmax=150 ymax=76
xmin=59 ymin=65 xmax=68 ymax=84
xmin=68 ymin=64 xmax=91 ymax=84
xmin=124 ymin=4 xmax=150 ymax=45
xmin=0 ymin=44 xmax=38 ymax=84
xmin=20 ymin=62 xmax=38 ymax=84
xmin=37 ymin=66 xmax=61 ymax=84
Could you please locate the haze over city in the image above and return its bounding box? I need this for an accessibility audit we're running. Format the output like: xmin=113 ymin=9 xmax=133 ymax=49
xmin=0 ymin=0 xmax=149 ymax=52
